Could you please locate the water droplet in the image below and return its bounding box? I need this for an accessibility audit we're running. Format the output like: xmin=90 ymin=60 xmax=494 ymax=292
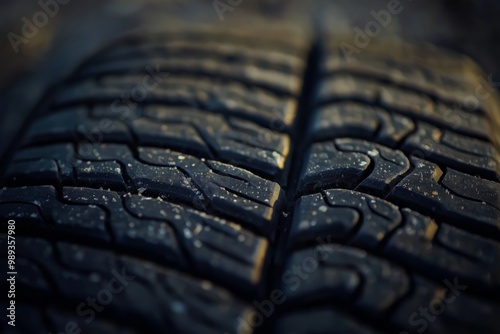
xmin=183 ymin=228 xmax=192 ymax=238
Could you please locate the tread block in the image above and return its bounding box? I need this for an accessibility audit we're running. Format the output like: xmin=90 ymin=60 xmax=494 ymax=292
xmin=311 ymin=102 xmax=415 ymax=147
xmin=385 ymin=209 xmax=500 ymax=294
xmin=297 ymin=141 xmax=370 ymax=193
xmin=87 ymin=39 xmax=304 ymax=74
xmin=77 ymin=160 xmax=127 ymax=189
xmin=76 ymin=56 xmax=302 ymax=96
xmin=298 ymin=139 xmax=410 ymax=196
xmin=0 ymin=186 xmax=270 ymax=293
xmin=0 ymin=202 xmax=45 ymax=227
xmin=4 ymin=159 xmax=61 ymax=185
xmin=136 ymin=106 xmax=291 ymax=180
xmin=309 ymin=102 xmax=498 ymax=179
xmin=280 ymin=246 xmax=500 ymax=333
xmin=280 ymin=245 xmax=409 ymax=314
xmin=5 ymin=143 xmax=284 ymax=238
xmin=123 ymin=192 xmax=269 ymax=291
xmin=289 ymin=189 xmax=401 ymax=250
xmin=288 ymin=193 xmax=359 ymax=248
xmin=52 ymin=75 xmax=298 ymax=130
xmin=388 ymin=157 xmax=500 ymax=238
xmin=322 ymin=45 xmax=483 ymax=105
xmin=402 ymin=122 xmax=498 ymax=180
xmin=441 ymin=168 xmax=500 ymax=207
xmin=316 ymin=74 xmax=490 ymax=139
xmin=21 ymin=106 xmax=132 ymax=146
xmin=20 ymin=106 xmax=291 ymax=181
xmin=288 ymin=189 xmax=500 ymax=295
xmin=0 ymin=186 xmax=110 ymax=240
xmin=0 ymin=236 xmax=252 ymax=334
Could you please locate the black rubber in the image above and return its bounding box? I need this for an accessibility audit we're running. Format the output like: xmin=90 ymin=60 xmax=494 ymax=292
xmin=1 ymin=30 xmax=499 ymax=334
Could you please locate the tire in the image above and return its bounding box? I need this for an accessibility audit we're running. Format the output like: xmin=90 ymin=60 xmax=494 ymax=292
xmin=1 ymin=29 xmax=499 ymax=334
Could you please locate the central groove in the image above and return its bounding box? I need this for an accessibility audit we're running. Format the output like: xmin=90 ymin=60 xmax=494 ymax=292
xmin=257 ymin=39 xmax=322 ymax=334
xmin=283 ymin=41 xmax=322 ymax=203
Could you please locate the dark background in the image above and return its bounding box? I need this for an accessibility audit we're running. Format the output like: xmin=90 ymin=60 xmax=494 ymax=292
xmin=1 ymin=0 xmax=499 ymax=166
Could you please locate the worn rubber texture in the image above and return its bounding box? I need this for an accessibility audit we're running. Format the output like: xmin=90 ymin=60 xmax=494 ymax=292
xmin=1 ymin=30 xmax=500 ymax=334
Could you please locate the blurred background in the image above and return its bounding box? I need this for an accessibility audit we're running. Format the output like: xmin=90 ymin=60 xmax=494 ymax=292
xmin=1 ymin=0 xmax=499 ymax=165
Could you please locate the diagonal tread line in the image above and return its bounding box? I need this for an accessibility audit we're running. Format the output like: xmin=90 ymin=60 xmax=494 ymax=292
xmin=436 ymin=166 xmax=500 ymax=210
xmin=322 ymin=69 xmax=486 ymax=116
xmin=317 ymin=97 xmax=490 ymax=141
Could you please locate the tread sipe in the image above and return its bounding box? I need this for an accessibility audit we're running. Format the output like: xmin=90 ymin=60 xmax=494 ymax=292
xmin=1 ymin=30 xmax=499 ymax=334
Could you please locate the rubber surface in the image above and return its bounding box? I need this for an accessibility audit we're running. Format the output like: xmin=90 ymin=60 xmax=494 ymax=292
xmin=1 ymin=30 xmax=500 ymax=334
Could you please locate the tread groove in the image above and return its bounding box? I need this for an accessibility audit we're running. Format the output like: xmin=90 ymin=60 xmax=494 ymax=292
xmin=2 ymin=31 xmax=500 ymax=334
